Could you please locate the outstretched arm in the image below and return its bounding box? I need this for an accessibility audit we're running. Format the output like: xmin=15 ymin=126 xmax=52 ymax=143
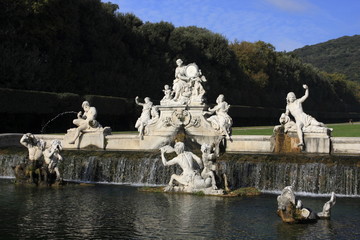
xmin=160 ymin=148 xmax=178 ymax=166
xmin=20 ymin=134 xmax=30 ymax=148
xmin=298 ymin=84 xmax=309 ymax=103
xmin=135 ymin=96 xmax=143 ymax=106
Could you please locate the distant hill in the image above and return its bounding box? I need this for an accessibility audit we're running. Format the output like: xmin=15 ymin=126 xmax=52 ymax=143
xmin=292 ymin=35 xmax=360 ymax=82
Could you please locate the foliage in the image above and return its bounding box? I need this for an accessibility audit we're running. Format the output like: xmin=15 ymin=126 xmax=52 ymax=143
xmin=292 ymin=35 xmax=360 ymax=83
xmin=0 ymin=0 xmax=359 ymax=118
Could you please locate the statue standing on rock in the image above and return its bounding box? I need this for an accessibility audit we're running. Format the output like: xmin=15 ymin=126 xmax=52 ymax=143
xmin=14 ymin=133 xmax=64 ymax=186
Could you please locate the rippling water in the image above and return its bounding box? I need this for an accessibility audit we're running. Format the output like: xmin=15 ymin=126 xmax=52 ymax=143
xmin=1 ymin=179 xmax=360 ymax=240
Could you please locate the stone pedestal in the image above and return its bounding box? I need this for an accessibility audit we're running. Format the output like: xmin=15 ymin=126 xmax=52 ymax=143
xmin=273 ymin=126 xmax=331 ymax=154
xmin=63 ymin=127 xmax=111 ymax=149
xmin=141 ymin=105 xmax=226 ymax=150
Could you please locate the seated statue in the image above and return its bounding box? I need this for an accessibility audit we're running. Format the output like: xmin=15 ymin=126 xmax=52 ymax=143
xmin=168 ymin=59 xmax=207 ymax=106
xmin=204 ymin=94 xmax=233 ymax=140
xmin=69 ymin=101 xmax=100 ymax=144
xmin=284 ymin=84 xmax=331 ymax=147
xmin=43 ymin=140 xmax=63 ymax=181
xmin=173 ymin=59 xmax=191 ymax=101
xmin=135 ymin=96 xmax=153 ymax=139
xmin=160 ymin=142 xmax=213 ymax=192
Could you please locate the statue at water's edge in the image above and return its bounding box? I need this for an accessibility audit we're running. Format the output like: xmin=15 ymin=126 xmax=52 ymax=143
xmin=160 ymin=142 xmax=223 ymax=195
xmin=277 ymin=186 xmax=336 ymax=223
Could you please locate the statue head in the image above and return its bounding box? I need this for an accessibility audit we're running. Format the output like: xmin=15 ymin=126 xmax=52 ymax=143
xmin=174 ymin=142 xmax=185 ymax=154
xmin=82 ymin=101 xmax=90 ymax=110
xmin=176 ymin=59 xmax=183 ymax=66
xmin=50 ymin=139 xmax=62 ymax=152
xmin=286 ymin=92 xmax=296 ymax=103
xmin=144 ymin=97 xmax=151 ymax=103
xmin=216 ymin=94 xmax=224 ymax=103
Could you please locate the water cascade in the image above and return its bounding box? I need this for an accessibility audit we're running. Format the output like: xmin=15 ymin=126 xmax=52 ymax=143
xmin=1 ymin=149 xmax=359 ymax=195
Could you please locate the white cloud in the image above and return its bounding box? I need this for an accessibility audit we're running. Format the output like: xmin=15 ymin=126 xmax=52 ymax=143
xmin=264 ymin=0 xmax=313 ymax=13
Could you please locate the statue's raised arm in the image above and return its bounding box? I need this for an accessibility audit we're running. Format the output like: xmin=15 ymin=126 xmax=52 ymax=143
xmin=298 ymin=84 xmax=309 ymax=103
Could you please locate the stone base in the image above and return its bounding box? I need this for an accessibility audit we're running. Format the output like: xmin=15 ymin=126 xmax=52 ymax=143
xmin=106 ymin=134 xmax=174 ymax=150
xmin=331 ymin=137 xmax=360 ymax=154
xmin=164 ymin=185 xmax=224 ymax=195
xmin=273 ymin=131 xmax=331 ymax=154
xmin=63 ymin=127 xmax=111 ymax=149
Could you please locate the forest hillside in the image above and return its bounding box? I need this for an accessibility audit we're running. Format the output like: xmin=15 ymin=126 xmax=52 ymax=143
xmin=0 ymin=0 xmax=359 ymax=132
xmin=292 ymin=35 xmax=360 ymax=83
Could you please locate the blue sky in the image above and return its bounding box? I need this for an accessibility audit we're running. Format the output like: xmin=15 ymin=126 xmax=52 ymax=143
xmin=105 ymin=0 xmax=360 ymax=52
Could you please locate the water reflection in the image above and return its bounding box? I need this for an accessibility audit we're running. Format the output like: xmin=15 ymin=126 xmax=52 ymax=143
xmin=1 ymin=180 xmax=360 ymax=239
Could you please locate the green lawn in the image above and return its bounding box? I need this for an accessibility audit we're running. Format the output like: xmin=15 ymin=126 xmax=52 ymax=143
xmin=111 ymin=122 xmax=360 ymax=137
xmin=232 ymin=122 xmax=360 ymax=137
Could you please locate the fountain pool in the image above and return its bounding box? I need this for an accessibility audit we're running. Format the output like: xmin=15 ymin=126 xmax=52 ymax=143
xmin=1 ymin=179 xmax=360 ymax=240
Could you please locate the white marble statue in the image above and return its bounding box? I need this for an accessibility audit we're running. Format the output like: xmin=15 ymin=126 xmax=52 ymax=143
xmin=200 ymin=143 xmax=217 ymax=190
xmin=277 ymin=186 xmax=336 ymax=223
xmin=20 ymin=133 xmax=46 ymax=161
xmin=317 ymin=192 xmax=336 ymax=219
xmin=204 ymin=94 xmax=233 ymax=140
xmin=162 ymin=59 xmax=206 ymax=106
xmin=135 ymin=96 xmax=153 ymax=139
xmin=173 ymin=59 xmax=190 ymax=101
xmin=285 ymin=84 xmax=330 ymax=147
xmin=160 ymin=84 xmax=173 ymax=105
xmin=160 ymin=142 xmax=213 ymax=192
xmin=69 ymin=101 xmax=100 ymax=144
xmin=43 ymin=139 xmax=63 ymax=181
xmin=147 ymin=106 xmax=160 ymax=125
xmin=190 ymin=71 xmax=207 ymax=104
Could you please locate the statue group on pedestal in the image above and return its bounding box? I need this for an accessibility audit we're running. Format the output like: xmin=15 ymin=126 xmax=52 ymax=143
xmin=14 ymin=133 xmax=63 ymax=185
xmin=135 ymin=59 xmax=233 ymax=142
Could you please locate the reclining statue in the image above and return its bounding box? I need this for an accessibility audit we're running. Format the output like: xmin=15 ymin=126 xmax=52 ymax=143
xmin=284 ymin=84 xmax=331 ymax=147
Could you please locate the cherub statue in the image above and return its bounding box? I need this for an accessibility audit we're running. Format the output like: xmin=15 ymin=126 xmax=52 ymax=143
xmin=160 ymin=84 xmax=173 ymax=105
xmin=69 ymin=101 xmax=99 ymax=144
xmin=43 ymin=139 xmax=63 ymax=181
xmin=200 ymin=143 xmax=217 ymax=190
